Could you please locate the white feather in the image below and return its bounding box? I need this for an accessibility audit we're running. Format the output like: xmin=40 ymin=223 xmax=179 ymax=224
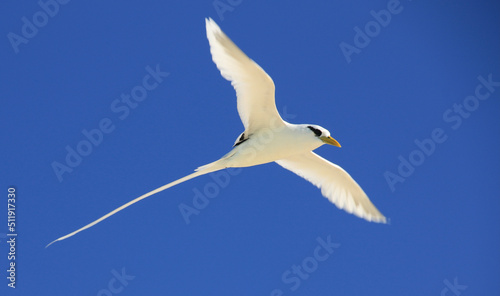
xmin=276 ymin=152 xmax=386 ymax=223
xmin=205 ymin=18 xmax=284 ymax=133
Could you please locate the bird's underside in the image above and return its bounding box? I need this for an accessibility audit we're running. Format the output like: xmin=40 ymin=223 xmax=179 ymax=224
xmin=46 ymin=18 xmax=386 ymax=248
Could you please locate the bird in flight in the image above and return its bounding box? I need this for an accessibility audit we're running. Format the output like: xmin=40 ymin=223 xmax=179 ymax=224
xmin=47 ymin=18 xmax=386 ymax=248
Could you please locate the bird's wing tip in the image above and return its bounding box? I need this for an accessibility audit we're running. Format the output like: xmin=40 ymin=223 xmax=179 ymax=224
xmin=205 ymin=17 xmax=215 ymax=28
xmin=372 ymin=215 xmax=389 ymax=224
xmin=205 ymin=17 xmax=221 ymax=35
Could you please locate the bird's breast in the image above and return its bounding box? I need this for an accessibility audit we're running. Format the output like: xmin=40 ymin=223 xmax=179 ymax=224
xmin=225 ymin=127 xmax=321 ymax=168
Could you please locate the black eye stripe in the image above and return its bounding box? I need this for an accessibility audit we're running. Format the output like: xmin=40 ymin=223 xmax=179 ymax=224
xmin=307 ymin=126 xmax=322 ymax=137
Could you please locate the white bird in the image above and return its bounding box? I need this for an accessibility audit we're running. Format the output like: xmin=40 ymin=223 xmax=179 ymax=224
xmin=47 ymin=18 xmax=386 ymax=248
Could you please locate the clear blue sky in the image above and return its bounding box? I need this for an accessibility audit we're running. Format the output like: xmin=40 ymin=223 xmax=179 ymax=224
xmin=1 ymin=1 xmax=499 ymax=295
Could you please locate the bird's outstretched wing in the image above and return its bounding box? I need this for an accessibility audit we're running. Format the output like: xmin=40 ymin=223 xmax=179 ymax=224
xmin=276 ymin=152 xmax=387 ymax=223
xmin=205 ymin=18 xmax=284 ymax=133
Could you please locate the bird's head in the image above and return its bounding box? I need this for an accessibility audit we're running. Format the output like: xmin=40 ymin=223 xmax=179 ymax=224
xmin=306 ymin=125 xmax=341 ymax=148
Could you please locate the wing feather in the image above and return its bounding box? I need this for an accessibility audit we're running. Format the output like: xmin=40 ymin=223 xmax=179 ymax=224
xmin=205 ymin=18 xmax=284 ymax=133
xmin=276 ymin=152 xmax=387 ymax=223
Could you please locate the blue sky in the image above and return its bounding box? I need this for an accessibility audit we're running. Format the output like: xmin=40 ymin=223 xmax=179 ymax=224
xmin=1 ymin=0 xmax=499 ymax=295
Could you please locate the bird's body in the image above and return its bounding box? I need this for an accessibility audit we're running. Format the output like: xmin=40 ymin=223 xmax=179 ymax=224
xmin=222 ymin=123 xmax=325 ymax=168
xmin=47 ymin=18 xmax=386 ymax=248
